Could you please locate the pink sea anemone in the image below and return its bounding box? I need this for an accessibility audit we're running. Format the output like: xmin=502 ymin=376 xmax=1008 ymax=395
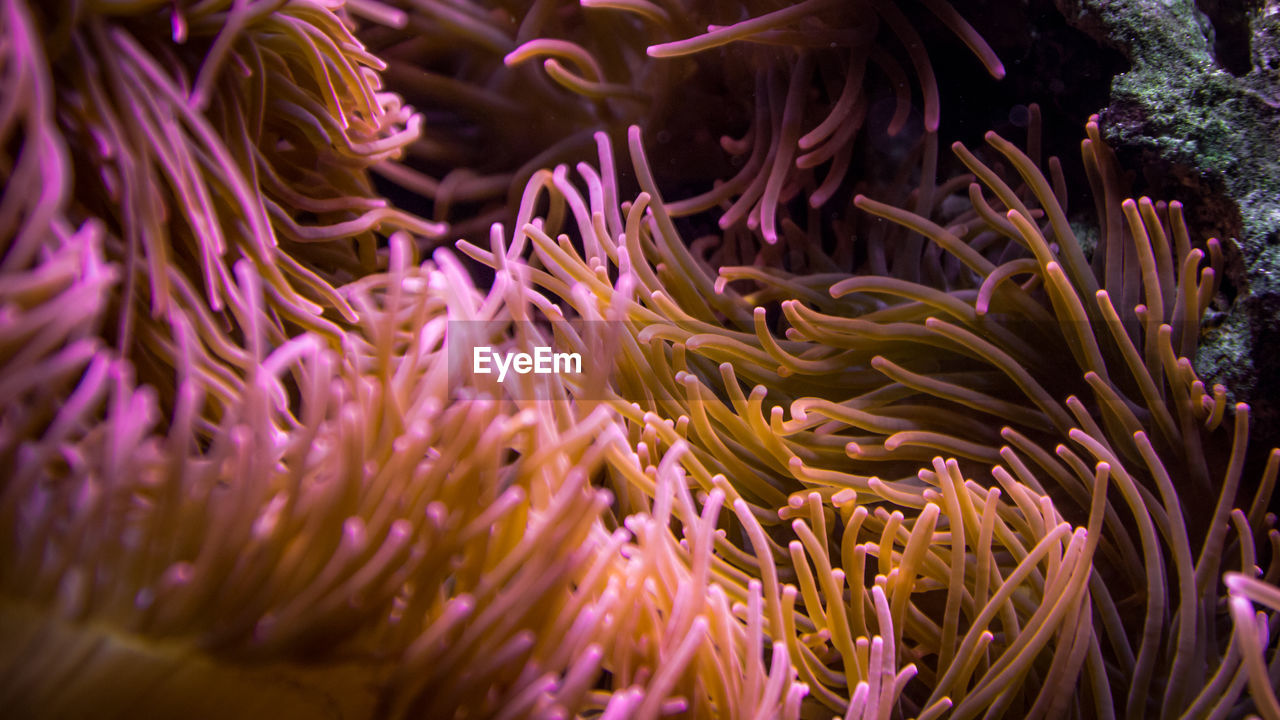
xmin=2 ymin=0 xmax=1278 ymax=718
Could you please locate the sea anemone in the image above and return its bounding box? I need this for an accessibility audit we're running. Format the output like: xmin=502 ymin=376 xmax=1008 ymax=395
xmin=357 ymin=0 xmax=1004 ymax=244
xmin=2 ymin=0 xmax=1279 ymax=718
xmin=460 ymin=116 xmax=1280 ymax=716
xmin=3 ymin=0 xmax=442 ymax=403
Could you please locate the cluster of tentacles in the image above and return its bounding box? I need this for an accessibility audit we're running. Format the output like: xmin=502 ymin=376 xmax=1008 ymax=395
xmin=1 ymin=0 xmax=1278 ymax=719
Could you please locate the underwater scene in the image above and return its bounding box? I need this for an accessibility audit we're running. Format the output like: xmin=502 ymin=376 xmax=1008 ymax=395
xmin=2 ymin=0 xmax=1280 ymax=717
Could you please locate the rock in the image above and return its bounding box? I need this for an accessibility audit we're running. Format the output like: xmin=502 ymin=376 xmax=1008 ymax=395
xmin=1057 ymin=0 xmax=1280 ymax=452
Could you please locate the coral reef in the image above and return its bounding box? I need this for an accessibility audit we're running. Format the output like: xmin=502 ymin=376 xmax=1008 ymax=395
xmin=1 ymin=0 xmax=1279 ymax=719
